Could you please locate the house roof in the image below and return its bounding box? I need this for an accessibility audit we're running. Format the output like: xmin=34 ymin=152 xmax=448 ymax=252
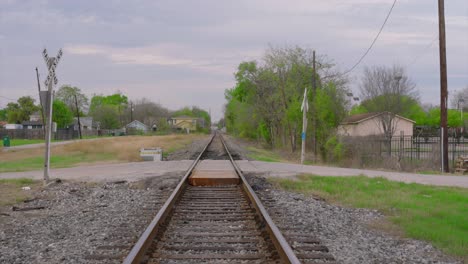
xmin=341 ymin=112 xmax=415 ymax=125
xmin=171 ymin=115 xmax=197 ymax=120
xmin=22 ymin=121 xmax=44 ymax=126
xmin=126 ymin=120 xmax=148 ymax=128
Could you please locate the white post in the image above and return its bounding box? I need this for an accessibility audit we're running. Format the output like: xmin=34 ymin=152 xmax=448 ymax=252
xmin=301 ymin=88 xmax=308 ymax=165
xmin=44 ymin=81 xmax=53 ymax=184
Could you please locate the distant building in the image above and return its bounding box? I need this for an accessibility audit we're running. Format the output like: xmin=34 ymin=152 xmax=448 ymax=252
xmin=4 ymin=124 xmax=23 ymax=130
xmin=168 ymin=116 xmax=199 ymax=132
xmin=73 ymin=117 xmax=93 ymax=131
xmin=22 ymin=121 xmax=44 ymax=130
xmin=337 ymin=112 xmax=415 ymax=137
xmin=29 ymin=111 xmax=42 ymax=122
xmin=125 ymin=120 xmax=149 ymax=134
xmin=0 ymin=121 xmax=7 ymax=129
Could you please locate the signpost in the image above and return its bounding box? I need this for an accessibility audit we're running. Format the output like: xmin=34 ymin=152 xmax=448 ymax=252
xmin=42 ymin=48 xmax=62 ymax=184
xmin=300 ymin=88 xmax=309 ymax=164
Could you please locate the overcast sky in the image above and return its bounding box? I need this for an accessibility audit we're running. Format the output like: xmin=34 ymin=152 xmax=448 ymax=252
xmin=1 ymin=0 xmax=467 ymax=121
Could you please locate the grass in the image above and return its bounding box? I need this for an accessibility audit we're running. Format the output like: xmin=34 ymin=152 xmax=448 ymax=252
xmin=0 ymin=178 xmax=40 ymax=206
xmin=271 ymin=175 xmax=468 ymax=260
xmin=0 ymin=134 xmax=206 ymax=172
xmin=8 ymin=139 xmax=44 ymax=147
xmin=246 ymin=146 xmax=284 ymax=162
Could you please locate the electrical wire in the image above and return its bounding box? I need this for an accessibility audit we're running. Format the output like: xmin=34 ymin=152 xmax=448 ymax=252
xmin=343 ymin=0 xmax=398 ymax=75
xmin=407 ymin=36 xmax=438 ymax=68
xmin=0 ymin=95 xmax=16 ymax=102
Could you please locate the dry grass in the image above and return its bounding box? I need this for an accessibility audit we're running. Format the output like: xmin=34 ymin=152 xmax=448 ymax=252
xmin=0 ymin=134 xmax=206 ymax=172
xmin=0 ymin=178 xmax=41 ymax=206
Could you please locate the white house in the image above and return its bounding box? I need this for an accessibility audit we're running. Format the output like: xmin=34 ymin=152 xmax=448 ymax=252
xmin=125 ymin=120 xmax=149 ymax=133
xmin=337 ymin=112 xmax=415 ymax=137
xmin=73 ymin=117 xmax=93 ymax=131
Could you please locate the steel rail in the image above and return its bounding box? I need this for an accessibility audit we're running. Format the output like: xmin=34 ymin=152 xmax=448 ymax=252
xmin=123 ymin=133 xmax=216 ymax=264
xmin=219 ymin=133 xmax=301 ymax=264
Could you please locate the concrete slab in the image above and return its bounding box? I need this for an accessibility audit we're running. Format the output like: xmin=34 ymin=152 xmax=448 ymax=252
xmin=0 ymin=160 xmax=193 ymax=182
xmin=189 ymin=160 xmax=239 ymax=186
xmin=237 ymin=161 xmax=468 ymax=188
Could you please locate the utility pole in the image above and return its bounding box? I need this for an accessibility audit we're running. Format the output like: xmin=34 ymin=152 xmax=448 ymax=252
xmin=301 ymin=88 xmax=309 ymax=164
xmin=438 ymin=0 xmax=449 ymax=172
xmin=35 ymin=67 xmax=46 ymax=135
xmin=130 ymin=102 xmax=134 ymax=122
xmin=74 ymin=94 xmax=82 ymax=139
xmin=42 ymin=48 xmax=62 ymax=184
xmin=312 ymin=50 xmax=317 ymax=160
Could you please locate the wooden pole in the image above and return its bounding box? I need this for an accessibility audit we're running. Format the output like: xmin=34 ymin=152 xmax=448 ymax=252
xmin=312 ymin=50 xmax=317 ymax=160
xmin=74 ymin=94 xmax=82 ymax=139
xmin=438 ymin=0 xmax=449 ymax=172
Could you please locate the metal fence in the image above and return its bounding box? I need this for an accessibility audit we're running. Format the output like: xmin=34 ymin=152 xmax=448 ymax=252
xmin=375 ymin=136 xmax=468 ymax=160
xmin=365 ymin=136 xmax=468 ymax=171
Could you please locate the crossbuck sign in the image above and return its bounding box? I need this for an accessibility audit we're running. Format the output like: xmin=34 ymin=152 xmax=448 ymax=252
xmin=43 ymin=48 xmax=62 ymax=87
xmin=41 ymin=48 xmax=63 ymax=184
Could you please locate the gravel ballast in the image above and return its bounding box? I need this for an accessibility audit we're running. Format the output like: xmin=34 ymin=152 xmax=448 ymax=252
xmin=0 ymin=174 xmax=182 ymax=264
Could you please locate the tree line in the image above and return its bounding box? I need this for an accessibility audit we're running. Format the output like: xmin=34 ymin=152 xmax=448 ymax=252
xmin=1 ymin=86 xmax=211 ymax=131
xmin=224 ymin=45 xmax=468 ymax=160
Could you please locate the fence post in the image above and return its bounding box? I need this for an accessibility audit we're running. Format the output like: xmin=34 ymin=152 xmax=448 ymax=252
xmin=399 ymin=131 xmax=404 ymax=160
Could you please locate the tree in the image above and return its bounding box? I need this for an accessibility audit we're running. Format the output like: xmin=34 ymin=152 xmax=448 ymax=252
xmin=359 ymin=65 xmax=418 ymax=139
xmin=450 ymin=85 xmax=468 ymax=111
xmin=89 ymin=92 xmax=128 ymax=129
xmin=123 ymin=98 xmax=170 ymax=129
xmin=5 ymin=96 xmax=39 ymax=123
xmin=225 ymin=45 xmax=348 ymax=156
xmin=0 ymin=108 xmax=6 ymax=121
xmin=91 ymin=104 xmax=120 ymax=129
xmin=52 ymin=100 xmax=73 ymax=128
xmin=56 ymin=85 xmax=89 ymax=114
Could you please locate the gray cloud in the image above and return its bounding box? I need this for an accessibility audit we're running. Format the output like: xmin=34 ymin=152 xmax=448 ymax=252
xmin=1 ymin=0 xmax=467 ymax=121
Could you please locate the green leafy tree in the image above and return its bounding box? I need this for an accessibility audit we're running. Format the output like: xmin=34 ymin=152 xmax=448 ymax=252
xmin=89 ymin=93 xmax=128 ymax=129
xmin=0 ymin=108 xmax=7 ymax=121
xmin=426 ymin=107 xmax=462 ymax=128
xmin=52 ymin=100 xmax=73 ymax=128
xmin=225 ymin=45 xmax=348 ymax=156
xmin=5 ymin=96 xmax=39 ymax=123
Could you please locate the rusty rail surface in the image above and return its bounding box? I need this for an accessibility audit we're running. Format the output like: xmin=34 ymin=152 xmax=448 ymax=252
xmin=123 ymin=131 xmax=301 ymax=264
xmin=123 ymin=133 xmax=215 ymax=264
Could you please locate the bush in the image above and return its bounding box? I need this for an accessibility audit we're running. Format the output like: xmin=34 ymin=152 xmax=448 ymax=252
xmin=324 ymin=136 xmax=345 ymax=163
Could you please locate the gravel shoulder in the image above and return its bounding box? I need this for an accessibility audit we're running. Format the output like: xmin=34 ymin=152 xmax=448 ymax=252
xmin=0 ymin=175 xmax=182 ymax=264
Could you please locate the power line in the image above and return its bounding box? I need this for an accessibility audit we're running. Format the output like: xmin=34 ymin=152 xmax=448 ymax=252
xmin=343 ymin=0 xmax=398 ymax=75
xmin=407 ymin=36 xmax=438 ymax=68
xmin=0 ymin=95 xmax=16 ymax=102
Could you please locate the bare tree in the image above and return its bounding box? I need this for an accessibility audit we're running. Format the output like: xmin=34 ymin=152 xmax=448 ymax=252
xmin=56 ymin=85 xmax=89 ymax=114
xmin=359 ymin=65 xmax=418 ymax=139
xmin=450 ymin=85 xmax=468 ymax=111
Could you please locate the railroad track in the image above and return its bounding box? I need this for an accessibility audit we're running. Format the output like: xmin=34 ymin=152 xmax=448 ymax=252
xmin=124 ymin=132 xmax=335 ymax=264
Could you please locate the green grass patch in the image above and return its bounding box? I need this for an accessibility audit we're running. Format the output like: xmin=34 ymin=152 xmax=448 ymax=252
xmin=0 ymin=153 xmax=116 ymax=173
xmin=9 ymin=139 xmax=44 ymax=146
xmin=0 ymin=178 xmax=35 ymax=185
xmin=272 ymin=175 xmax=468 ymax=259
xmin=246 ymin=146 xmax=282 ymax=162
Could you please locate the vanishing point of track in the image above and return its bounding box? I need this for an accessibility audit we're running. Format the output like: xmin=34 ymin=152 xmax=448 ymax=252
xmin=123 ymin=132 xmax=335 ymax=264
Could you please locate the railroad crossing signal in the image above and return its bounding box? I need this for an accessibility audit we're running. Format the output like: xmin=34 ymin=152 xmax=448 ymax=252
xmin=41 ymin=48 xmax=63 ymax=185
xmin=42 ymin=48 xmax=62 ymax=87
